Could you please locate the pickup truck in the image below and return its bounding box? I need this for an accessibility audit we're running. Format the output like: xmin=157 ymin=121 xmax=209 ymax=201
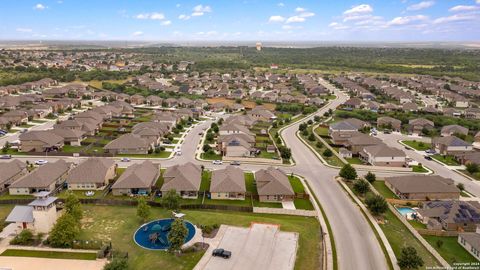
xmin=212 ymin=248 xmax=232 ymax=259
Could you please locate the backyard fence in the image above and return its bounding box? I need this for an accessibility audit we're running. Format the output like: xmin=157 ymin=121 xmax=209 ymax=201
xmin=417 ymin=229 xmax=459 ymax=237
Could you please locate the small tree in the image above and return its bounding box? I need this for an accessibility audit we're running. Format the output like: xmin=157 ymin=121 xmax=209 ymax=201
xmin=202 ymin=144 xmax=212 ymax=152
xmin=364 ymin=171 xmax=376 ymax=183
xmin=162 ymin=189 xmax=180 ymax=210
xmin=436 ymin=239 xmax=443 ymax=249
xmin=339 ymin=164 xmax=357 ymax=180
xmin=353 ymin=179 xmax=370 ymax=195
xmin=314 ymin=115 xmax=321 ymax=122
xmin=64 ymin=192 xmax=82 ymax=223
xmin=397 ymin=246 xmax=424 ymax=270
xmin=136 ymin=197 xmax=151 ymax=223
xmin=322 ymin=149 xmax=333 ymax=157
xmin=365 ymin=194 xmax=388 ymax=216
xmin=48 ymin=213 xmax=80 ymax=248
xmin=2 ymin=142 xmax=10 ymax=154
xmin=308 ymin=133 xmax=315 ymax=141
xmin=466 ymin=163 xmax=479 ymax=175
xmin=457 ymin=183 xmax=465 ymax=192
xmin=168 ymin=219 xmax=187 ymax=253
xmin=103 ymin=258 xmax=128 ymax=270
xmin=10 ymin=229 xmax=34 ymax=245
xmin=278 ymin=146 xmax=292 ymax=159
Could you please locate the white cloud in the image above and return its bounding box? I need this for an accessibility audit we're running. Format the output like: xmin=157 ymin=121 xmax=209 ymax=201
xmin=268 ymin=15 xmax=286 ymax=23
xmin=34 ymin=3 xmax=46 ymax=10
xmin=299 ymin=11 xmax=315 ymax=18
xmin=278 ymin=3 xmax=284 ymax=7
xmin=387 ymin=15 xmax=428 ymax=26
xmin=295 ymin=7 xmax=306 ymax=13
xmin=407 ymin=1 xmax=435 ymax=11
xmin=433 ymin=13 xmax=476 ymax=24
xmin=16 ymin=28 xmax=32 ymax=33
xmin=135 ymin=12 xmax=165 ymax=20
xmin=448 ymin=5 xmax=479 ymax=12
xmin=343 ymin=4 xmax=373 ymax=15
xmin=192 ymin=5 xmax=212 ymax=17
xmin=178 ymin=14 xmax=190 ymax=20
xmin=286 ymin=16 xmax=305 ymax=23
xmin=176 ymin=4 xmax=181 ymax=8
xmin=328 ymin=22 xmax=349 ymax=30
xmin=477 ymin=0 xmax=480 ymax=4
xmin=161 ymin=20 xmax=172 ymax=26
xmin=132 ymin=31 xmax=144 ymax=36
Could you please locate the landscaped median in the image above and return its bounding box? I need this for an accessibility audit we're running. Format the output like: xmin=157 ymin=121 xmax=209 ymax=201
xmin=0 ymin=249 xmax=97 ymax=260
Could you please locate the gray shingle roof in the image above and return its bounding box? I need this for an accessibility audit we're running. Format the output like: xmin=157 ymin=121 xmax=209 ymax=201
xmin=10 ymin=160 xmax=70 ymax=189
xmin=6 ymin=206 xmax=34 ymax=223
xmin=255 ymin=167 xmax=294 ymax=196
xmin=112 ymin=161 xmax=159 ymax=189
xmin=161 ymin=162 xmax=201 ymax=192
xmin=66 ymin=158 xmax=116 ymax=184
xmin=385 ymin=175 xmax=460 ymax=194
xmin=210 ymin=166 xmax=246 ymax=193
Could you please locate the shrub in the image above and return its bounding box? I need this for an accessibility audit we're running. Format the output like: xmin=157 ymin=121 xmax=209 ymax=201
xmin=364 ymin=171 xmax=376 ymax=183
xmin=339 ymin=164 xmax=357 ymax=180
xmin=10 ymin=229 xmax=34 ymax=245
xmin=353 ymin=179 xmax=370 ymax=195
xmin=365 ymin=194 xmax=388 ymax=216
xmin=322 ymin=149 xmax=333 ymax=157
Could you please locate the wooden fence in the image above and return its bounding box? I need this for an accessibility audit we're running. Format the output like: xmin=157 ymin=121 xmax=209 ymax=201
xmin=417 ymin=229 xmax=459 ymax=237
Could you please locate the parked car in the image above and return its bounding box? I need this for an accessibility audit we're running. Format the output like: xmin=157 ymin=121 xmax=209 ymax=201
xmin=121 ymin=157 xmax=131 ymax=162
xmin=212 ymin=160 xmax=223 ymax=165
xmin=20 ymin=129 xmax=28 ymax=134
xmin=34 ymin=160 xmax=48 ymax=165
xmin=425 ymin=149 xmax=436 ymax=155
xmin=175 ymin=151 xmax=182 ymax=156
xmin=424 ymin=155 xmax=432 ymax=160
xmin=212 ymin=248 xmax=231 ymax=259
xmin=0 ymin=155 xmax=12 ymax=159
xmin=384 ymin=129 xmax=392 ymax=134
xmin=230 ymin=161 xmax=241 ymax=166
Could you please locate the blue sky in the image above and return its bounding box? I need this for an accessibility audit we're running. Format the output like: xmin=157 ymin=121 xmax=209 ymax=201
xmin=0 ymin=0 xmax=479 ymax=41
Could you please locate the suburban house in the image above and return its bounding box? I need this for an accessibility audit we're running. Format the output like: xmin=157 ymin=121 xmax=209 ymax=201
xmin=210 ymin=166 xmax=246 ymax=200
xmin=345 ymin=133 xmax=382 ymax=154
xmin=55 ymin=119 xmax=98 ymax=136
xmin=104 ymin=134 xmax=151 ymax=154
xmin=247 ymin=106 xmax=276 ymax=122
xmin=111 ymin=161 xmax=160 ymax=196
xmin=255 ymin=167 xmax=294 ymax=202
xmin=0 ymin=160 xmax=27 ymax=192
xmin=329 ymin=118 xmax=368 ymax=135
xmin=377 ymin=116 xmax=402 ymax=132
xmin=432 ymin=136 xmax=473 ymax=155
xmin=66 ymin=158 xmax=117 ymax=190
xmin=19 ymin=130 xmax=64 ymax=152
xmin=408 ymin=118 xmax=434 ymax=135
xmin=51 ymin=128 xmax=86 ymax=146
xmin=440 ymin=125 xmax=469 ymax=137
xmin=418 ymin=201 xmax=480 ymax=232
xmin=330 ymin=131 xmax=362 ymax=146
xmin=360 ymin=143 xmax=406 ymax=167
xmin=458 ymin=227 xmax=480 ymax=261
xmin=385 ymin=175 xmax=460 ymax=200
xmin=219 ymin=123 xmax=254 ymax=136
xmin=161 ymin=162 xmax=202 ymax=199
xmin=9 ymin=160 xmax=71 ymax=195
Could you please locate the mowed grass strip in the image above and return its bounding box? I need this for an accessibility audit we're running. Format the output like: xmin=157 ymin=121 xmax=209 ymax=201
xmin=0 ymin=249 xmax=97 ymax=260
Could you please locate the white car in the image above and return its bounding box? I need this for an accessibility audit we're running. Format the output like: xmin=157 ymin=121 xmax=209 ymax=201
xmin=121 ymin=157 xmax=131 ymax=162
xmin=85 ymin=191 xmax=95 ymax=197
xmin=175 ymin=151 xmax=182 ymax=156
xmin=212 ymin=160 xmax=223 ymax=165
xmin=35 ymin=160 xmax=48 ymax=165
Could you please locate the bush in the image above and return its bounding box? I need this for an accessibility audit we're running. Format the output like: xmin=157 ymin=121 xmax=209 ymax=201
xmin=397 ymin=246 xmax=424 ymax=270
xmin=308 ymin=133 xmax=315 ymax=141
xmin=466 ymin=163 xmax=479 ymax=174
xmin=10 ymin=229 xmax=34 ymax=245
xmin=339 ymin=164 xmax=357 ymax=180
xmin=353 ymin=179 xmax=370 ymax=195
xmin=103 ymin=258 xmax=128 ymax=270
xmin=365 ymin=194 xmax=388 ymax=216
xmin=316 ymin=142 xmax=323 ymax=149
xmin=322 ymin=149 xmax=333 ymax=157
xmin=364 ymin=171 xmax=376 ymax=183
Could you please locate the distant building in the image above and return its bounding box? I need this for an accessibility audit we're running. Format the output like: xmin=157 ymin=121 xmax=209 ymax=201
xmin=256 ymin=42 xmax=262 ymax=51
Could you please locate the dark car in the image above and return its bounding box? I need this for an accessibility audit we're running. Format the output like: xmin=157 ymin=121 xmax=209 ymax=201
xmin=0 ymin=155 xmax=11 ymax=159
xmin=424 ymin=155 xmax=432 ymax=160
xmin=212 ymin=248 xmax=231 ymax=259
xmin=230 ymin=161 xmax=241 ymax=166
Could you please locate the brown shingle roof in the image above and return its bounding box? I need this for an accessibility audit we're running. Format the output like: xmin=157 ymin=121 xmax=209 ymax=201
xmin=210 ymin=166 xmax=246 ymax=193
xmin=66 ymin=158 xmax=116 ymax=184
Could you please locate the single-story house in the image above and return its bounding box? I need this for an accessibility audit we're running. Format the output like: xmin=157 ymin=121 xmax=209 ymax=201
xmin=385 ymin=175 xmax=460 ymax=200
xmin=111 ymin=161 xmax=160 ymax=196
xmin=377 ymin=116 xmax=402 ymax=132
xmin=0 ymin=160 xmax=27 ymax=192
xmin=441 ymin=125 xmax=469 ymax=137
xmin=255 ymin=167 xmax=294 ymax=202
xmin=345 ymin=133 xmax=382 ymax=154
xmin=458 ymin=229 xmax=480 ymax=261
xmin=104 ymin=134 xmax=151 ymax=155
xmin=360 ymin=143 xmax=406 ymax=167
xmin=19 ymin=130 xmax=64 ymax=152
xmin=210 ymin=166 xmax=246 ymax=200
xmin=432 ymin=136 xmax=473 ymax=155
xmin=418 ymin=200 xmax=480 ymax=232
xmin=66 ymin=158 xmax=117 ymax=190
xmin=408 ymin=118 xmax=434 ymax=135
xmin=161 ymin=162 xmax=201 ymax=199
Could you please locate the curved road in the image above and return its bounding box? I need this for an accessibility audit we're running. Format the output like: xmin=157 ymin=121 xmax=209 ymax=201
xmin=0 ymin=82 xmax=389 ymax=270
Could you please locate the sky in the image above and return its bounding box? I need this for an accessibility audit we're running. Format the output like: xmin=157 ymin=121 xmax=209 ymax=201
xmin=0 ymin=0 xmax=479 ymax=42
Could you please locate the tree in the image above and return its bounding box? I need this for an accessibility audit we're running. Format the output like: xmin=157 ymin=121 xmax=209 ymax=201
xmin=10 ymin=229 xmax=34 ymax=245
xmin=323 ymin=149 xmax=333 ymax=157
xmin=2 ymin=142 xmax=10 ymax=154
xmin=278 ymin=146 xmax=292 ymax=159
xmin=466 ymin=163 xmax=479 ymax=175
xmin=168 ymin=218 xmax=188 ymax=253
xmin=457 ymin=183 xmax=465 ymax=192
xmin=162 ymin=189 xmax=180 ymax=210
xmin=202 ymin=144 xmax=212 ymax=152
xmin=136 ymin=197 xmax=151 ymax=223
xmin=314 ymin=115 xmax=321 ymax=122
xmin=103 ymin=258 xmax=128 ymax=270
xmin=365 ymin=171 xmax=376 ymax=183
xmin=397 ymin=246 xmax=424 ymax=270
xmin=365 ymin=194 xmax=388 ymax=216
xmin=339 ymin=164 xmax=357 ymax=180
xmin=353 ymin=179 xmax=370 ymax=195
xmin=64 ymin=192 xmax=82 ymax=223
xmin=436 ymin=239 xmax=443 ymax=249
xmin=48 ymin=213 xmax=80 ymax=248
xmin=308 ymin=133 xmax=315 ymax=141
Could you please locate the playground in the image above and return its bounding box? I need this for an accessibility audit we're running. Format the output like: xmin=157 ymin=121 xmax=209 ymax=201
xmin=133 ymin=218 xmax=197 ymax=250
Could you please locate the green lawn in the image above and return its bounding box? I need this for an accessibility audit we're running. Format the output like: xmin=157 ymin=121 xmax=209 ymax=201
xmin=57 ymin=190 xmax=105 ymax=199
xmin=245 ymin=172 xmax=256 ymax=193
xmin=117 ymin=152 xmax=171 ymax=158
xmin=0 ymin=194 xmax=34 ymax=200
xmin=17 ymin=124 xmax=34 ymax=128
xmin=62 ymin=145 xmax=85 ymax=153
xmin=371 ymin=181 xmax=398 ymax=199
xmin=203 ymin=197 xmax=252 ymax=207
xmin=288 ymin=176 xmax=314 ymax=210
xmin=424 ymin=236 xmax=478 ymax=265
xmin=459 ymin=170 xmax=480 ymax=180
xmin=432 ymin=155 xmax=460 ymax=166
xmin=412 ymin=165 xmax=429 ymax=173
xmin=402 ymin=140 xmax=431 ymax=151
xmin=379 ymin=209 xmax=440 ymax=269
xmin=257 ymin=151 xmax=278 ymax=159
xmin=78 ymin=205 xmax=321 ymax=270
xmin=200 ymin=152 xmax=222 ymax=160
xmin=30 ymin=120 xmax=48 ymax=124
xmin=0 ymin=249 xmax=96 ymax=260
xmin=346 ymin=157 xmax=364 ymax=165
xmin=314 ymin=126 xmax=329 ymax=137
xmin=408 ymin=220 xmax=427 ymax=229
xmin=301 ymin=126 xmax=344 ymax=167
xmin=200 ymin=171 xmax=211 ymax=191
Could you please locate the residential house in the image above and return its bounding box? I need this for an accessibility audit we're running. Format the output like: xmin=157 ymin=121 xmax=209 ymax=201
xmin=19 ymin=130 xmax=64 ymax=152
xmin=66 ymin=158 xmax=117 ymax=190
xmin=1 ymin=111 xmax=28 ymax=126
xmin=385 ymin=175 xmax=460 ymax=200
xmin=255 ymin=167 xmax=294 ymax=202
xmin=111 ymin=161 xmax=160 ymax=196
xmin=408 ymin=118 xmax=434 ymax=135
xmin=440 ymin=125 xmax=469 ymax=137
xmin=0 ymin=160 xmax=27 ymax=192
xmin=377 ymin=116 xmax=402 ymax=132
xmin=360 ymin=143 xmax=406 ymax=167
xmin=345 ymin=133 xmax=382 ymax=154
xmin=51 ymin=128 xmax=85 ymax=146
xmin=9 ymin=160 xmax=71 ymax=195
xmin=210 ymin=166 xmax=246 ymax=200
xmin=104 ymin=134 xmax=151 ymax=155
xmin=466 ymin=108 xmax=480 ymax=119
xmin=432 ymin=136 xmax=473 ymax=155
xmin=418 ymin=200 xmax=480 ymax=232
xmin=161 ymin=162 xmax=201 ymax=199
xmin=247 ymin=106 xmax=276 ymax=122
xmin=458 ymin=227 xmax=480 ymax=261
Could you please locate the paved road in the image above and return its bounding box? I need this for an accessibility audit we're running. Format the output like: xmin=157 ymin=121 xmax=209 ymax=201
xmin=378 ymin=132 xmax=480 ymax=197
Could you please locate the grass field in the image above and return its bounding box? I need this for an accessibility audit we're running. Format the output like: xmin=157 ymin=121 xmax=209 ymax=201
xmin=346 ymin=157 xmax=364 ymax=165
xmin=0 ymin=249 xmax=97 ymax=260
xmin=78 ymin=205 xmax=320 ymax=270
xmin=301 ymin=126 xmax=344 ymax=167
xmin=371 ymin=181 xmax=398 ymax=199
xmin=424 ymin=236 xmax=477 ymax=265
xmin=402 ymin=140 xmax=431 ymax=151
xmin=432 ymin=155 xmax=460 ymax=166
